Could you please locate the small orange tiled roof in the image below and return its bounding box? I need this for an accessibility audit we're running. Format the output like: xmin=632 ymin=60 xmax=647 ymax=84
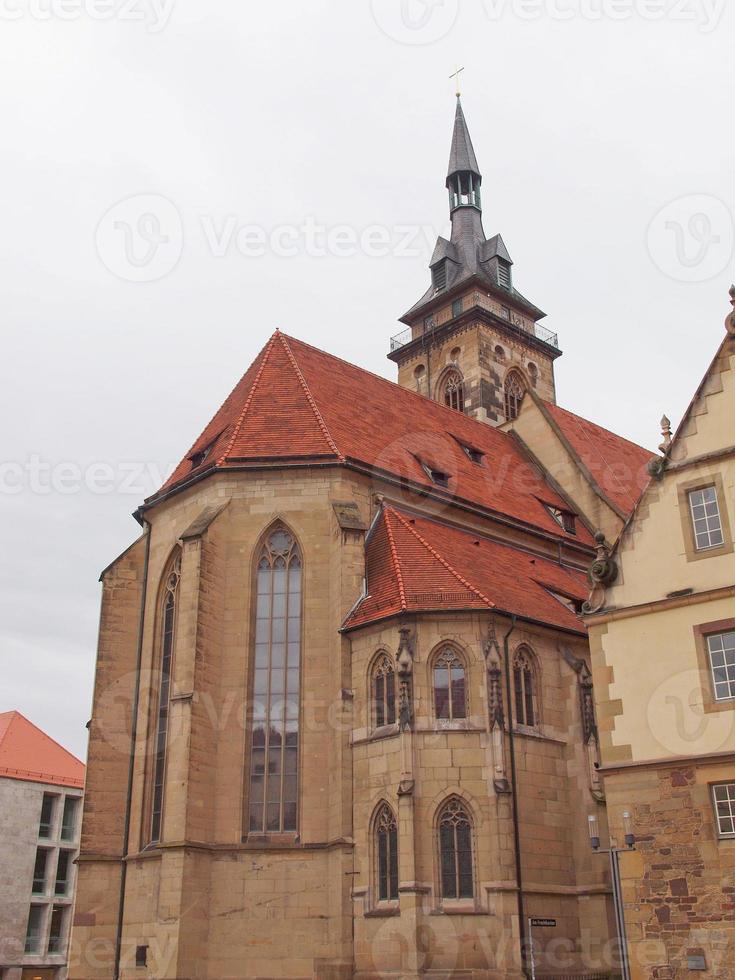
xmin=343 ymin=505 xmax=588 ymax=633
xmin=0 ymin=711 xmax=85 ymax=789
xmin=153 ymin=332 xmax=594 ymax=547
xmin=542 ymin=401 xmax=653 ymax=516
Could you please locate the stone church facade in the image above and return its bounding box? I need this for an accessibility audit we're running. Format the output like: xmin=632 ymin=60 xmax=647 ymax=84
xmin=70 ymin=99 xmax=654 ymax=979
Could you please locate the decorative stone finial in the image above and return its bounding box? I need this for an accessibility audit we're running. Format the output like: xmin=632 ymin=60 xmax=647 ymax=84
xmin=726 ymin=284 xmax=735 ymax=337
xmin=483 ymin=619 xmax=501 ymax=661
xmin=396 ymin=627 xmax=414 ymax=733
xmin=658 ymin=415 xmax=673 ymax=454
xmin=396 ymin=626 xmax=413 ymax=676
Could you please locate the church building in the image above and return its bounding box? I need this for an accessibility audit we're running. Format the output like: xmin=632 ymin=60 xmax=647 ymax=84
xmin=70 ymin=97 xmax=654 ymax=979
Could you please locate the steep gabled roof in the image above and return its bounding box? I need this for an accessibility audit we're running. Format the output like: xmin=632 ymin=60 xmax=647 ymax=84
xmin=343 ymin=506 xmax=588 ymax=633
xmin=0 ymin=711 xmax=85 ymax=788
xmin=541 ymin=400 xmax=653 ymax=516
xmin=162 ymin=332 xmax=342 ymax=491
xmin=152 ymin=333 xmax=593 ymax=548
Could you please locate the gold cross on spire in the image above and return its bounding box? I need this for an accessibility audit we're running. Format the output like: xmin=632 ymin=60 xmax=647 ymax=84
xmin=449 ymin=66 xmax=465 ymax=97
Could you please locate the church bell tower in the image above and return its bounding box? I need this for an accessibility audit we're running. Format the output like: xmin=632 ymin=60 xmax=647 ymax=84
xmin=389 ymin=94 xmax=562 ymax=425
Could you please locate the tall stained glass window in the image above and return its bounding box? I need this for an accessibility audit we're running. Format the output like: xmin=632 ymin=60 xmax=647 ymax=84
xmin=433 ymin=648 xmax=467 ymax=721
xmin=438 ymin=798 xmax=474 ymax=900
xmin=372 ymin=653 xmax=396 ymax=728
xmin=150 ymin=550 xmax=181 ymax=843
xmin=248 ymin=526 xmax=302 ymax=834
xmin=375 ymin=803 xmax=399 ymax=901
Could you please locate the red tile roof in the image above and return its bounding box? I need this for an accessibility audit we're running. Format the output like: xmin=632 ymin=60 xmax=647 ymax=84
xmin=542 ymin=401 xmax=653 ymax=516
xmin=0 ymin=711 xmax=85 ymax=789
xmin=343 ymin=505 xmax=588 ymax=634
xmin=154 ymin=332 xmax=594 ymax=546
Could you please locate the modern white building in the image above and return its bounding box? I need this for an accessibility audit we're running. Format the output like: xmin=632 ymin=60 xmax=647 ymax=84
xmin=0 ymin=711 xmax=85 ymax=980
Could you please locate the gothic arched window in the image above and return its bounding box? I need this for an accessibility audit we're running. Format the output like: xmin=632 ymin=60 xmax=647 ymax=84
xmin=150 ymin=549 xmax=181 ymax=843
xmin=372 ymin=653 xmax=396 ymax=729
xmin=433 ymin=648 xmax=467 ymax=721
xmin=504 ymin=370 xmax=526 ymax=421
xmin=438 ymin=798 xmax=474 ymax=900
xmin=374 ymin=803 xmax=399 ymax=902
xmin=513 ymin=647 xmax=536 ymax=728
xmin=443 ymin=371 xmax=465 ymax=413
xmin=247 ymin=525 xmax=302 ymax=835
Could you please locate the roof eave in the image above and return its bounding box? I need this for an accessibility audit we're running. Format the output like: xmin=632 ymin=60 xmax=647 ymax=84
xmin=342 ymin=604 xmax=586 ymax=636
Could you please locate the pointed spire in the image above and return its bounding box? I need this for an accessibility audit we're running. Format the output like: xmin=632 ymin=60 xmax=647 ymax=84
xmin=446 ymin=96 xmax=481 ymax=184
xmin=658 ymin=415 xmax=672 ymax=454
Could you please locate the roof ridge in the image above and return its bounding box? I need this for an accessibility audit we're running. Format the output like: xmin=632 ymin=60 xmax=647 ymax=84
xmin=174 ymin=345 xmax=268 ymax=468
xmin=546 ymin=402 xmax=646 ymax=507
xmin=278 ymin=333 xmax=344 ymax=461
xmin=546 ymin=400 xmax=652 ymax=456
xmin=382 ymin=507 xmax=407 ymax=610
xmin=216 ymin=331 xmax=279 ymax=466
xmin=0 ymin=711 xmax=85 ymax=769
xmin=0 ymin=710 xmax=20 ymax=747
xmin=389 ymin=507 xmax=494 ymax=607
xmin=281 ymin=332 xmax=511 ymax=434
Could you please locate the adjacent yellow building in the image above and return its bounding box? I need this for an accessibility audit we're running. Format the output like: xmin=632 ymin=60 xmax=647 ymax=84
xmin=586 ymin=288 xmax=735 ymax=979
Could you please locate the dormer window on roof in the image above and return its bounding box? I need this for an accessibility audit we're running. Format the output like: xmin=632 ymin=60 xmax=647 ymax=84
xmin=458 ymin=442 xmax=483 ymax=464
xmin=432 ymin=261 xmax=447 ymax=293
xmin=545 ymin=588 xmax=584 ymax=616
xmin=545 ymin=505 xmax=577 ymax=535
xmin=418 ymin=459 xmax=450 ymax=488
xmin=189 ymin=444 xmax=213 ymax=470
xmin=498 ymin=261 xmax=512 ymax=290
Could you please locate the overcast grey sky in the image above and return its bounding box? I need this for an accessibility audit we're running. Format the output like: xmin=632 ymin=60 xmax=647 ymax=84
xmin=1 ymin=0 xmax=733 ymax=760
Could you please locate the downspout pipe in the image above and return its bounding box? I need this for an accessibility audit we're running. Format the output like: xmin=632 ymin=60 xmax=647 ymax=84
xmin=503 ymin=615 xmax=529 ymax=978
xmin=114 ymin=519 xmax=151 ymax=980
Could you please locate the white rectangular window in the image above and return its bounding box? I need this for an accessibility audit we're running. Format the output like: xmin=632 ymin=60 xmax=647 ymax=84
xmin=712 ymin=783 xmax=735 ymax=837
xmin=708 ymin=631 xmax=735 ymax=701
xmin=689 ymin=486 xmax=724 ymax=551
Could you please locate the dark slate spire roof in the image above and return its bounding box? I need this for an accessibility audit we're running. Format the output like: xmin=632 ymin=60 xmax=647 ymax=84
xmin=400 ymin=97 xmax=546 ymax=325
xmin=446 ymin=96 xmax=481 ymax=182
